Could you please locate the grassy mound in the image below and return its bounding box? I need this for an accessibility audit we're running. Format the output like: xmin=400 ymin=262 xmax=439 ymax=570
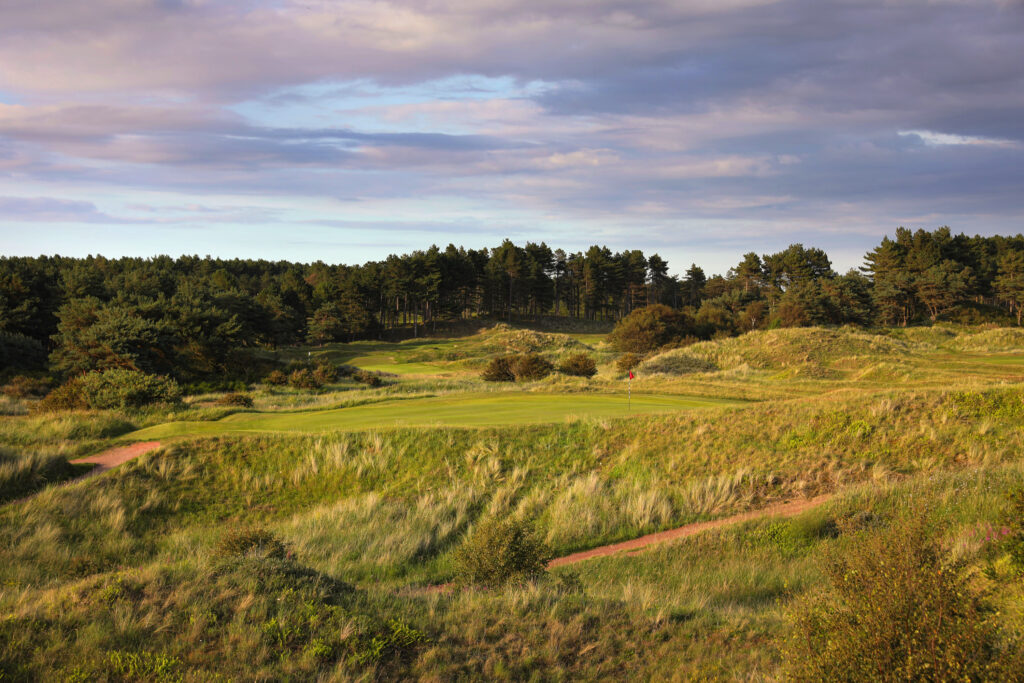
xmin=946 ymin=327 xmax=1024 ymax=352
xmin=478 ymin=324 xmax=587 ymax=355
xmin=637 ymin=350 xmax=717 ymax=376
xmin=639 ymin=327 xmax=920 ymax=379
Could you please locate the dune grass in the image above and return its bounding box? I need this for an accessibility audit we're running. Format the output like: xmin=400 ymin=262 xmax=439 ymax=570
xmin=3 ymin=325 xmax=1024 ymax=680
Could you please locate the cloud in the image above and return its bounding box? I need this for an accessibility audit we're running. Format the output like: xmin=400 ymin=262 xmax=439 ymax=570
xmin=898 ymin=130 xmax=1020 ymax=149
xmin=0 ymin=0 xmax=1022 ymax=269
xmin=0 ymin=196 xmax=130 ymax=223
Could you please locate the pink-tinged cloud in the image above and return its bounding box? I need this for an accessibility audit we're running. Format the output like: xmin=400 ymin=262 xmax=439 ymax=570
xmin=0 ymin=0 xmax=1022 ymax=269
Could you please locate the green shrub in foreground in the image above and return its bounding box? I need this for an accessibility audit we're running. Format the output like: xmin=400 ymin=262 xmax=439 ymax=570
xmin=557 ymin=352 xmax=597 ymax=378
xmin=214 ymin=526 xmax=288 ymax=561
xmin=781 ymin=517 xmax=1020 ymax=681
xmin=35 ymin=369 xmax=181 ymax=411
xmin=454 ymin=518 xmax=552 ymax=587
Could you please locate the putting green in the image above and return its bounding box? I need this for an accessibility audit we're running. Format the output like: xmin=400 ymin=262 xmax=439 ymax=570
xmin=121 ymin=392 xmax=741 ymax=440
xmin=298 ymin=340 xmax=461 ymax=375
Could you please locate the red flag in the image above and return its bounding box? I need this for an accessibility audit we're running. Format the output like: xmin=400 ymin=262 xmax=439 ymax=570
xmin=628 ymin=370 xmax=634 ymax=380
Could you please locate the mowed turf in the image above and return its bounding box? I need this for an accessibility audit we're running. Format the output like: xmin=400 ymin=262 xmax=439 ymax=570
xmin=121 ymin=392 xmax=741 ymax=440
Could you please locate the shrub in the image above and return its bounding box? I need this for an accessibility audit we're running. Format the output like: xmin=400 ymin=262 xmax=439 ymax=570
xmin=454 ymin=518 xmax=552 ymax=587
xmin=481 ymin=355 xmax=516 ymax=382
xmin=35 ymin=369 xmax=181 ymax=411
xmin=781 ymin=517 xmax=1016 ymax=681
xmin=615 ymin=353 xmax=644 ymax=374
xmin=214 ymin=526 xmax=288 ymax=561
xmin=511 ymin=353 xmax=553 ymax=381
xmin=288 ymin=368 xmax=322 ymax=390
xmin=557 ymin=352 xmax=597 ymax=378
xmin=1 ymin=375 xmax=52 ymax=398
xmin=312 ymin=363 xmax=339 ymax=384
xmin=183 ymin=379 xmax=247 ymax=395
xmin=264 ymin=369 xmax=287 ymax=386
xmin=608 ymin=304 xmax=692 ymax=353
xmin=214 ymin=393 xmax=254 ymax=408
xmin=353 ymin=369 xmax=383 ymax=387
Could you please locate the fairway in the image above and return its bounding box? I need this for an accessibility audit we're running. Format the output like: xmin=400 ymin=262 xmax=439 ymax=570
xmin=121 ymin=392 xmax=741 ymax=440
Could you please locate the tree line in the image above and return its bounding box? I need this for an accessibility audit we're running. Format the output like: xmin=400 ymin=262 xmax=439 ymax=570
xmin=2 ymin=227 xmax=1023 ymax=381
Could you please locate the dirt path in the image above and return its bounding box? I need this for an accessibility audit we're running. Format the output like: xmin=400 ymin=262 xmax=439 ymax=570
xmin=70 ymin=441 xmax=162 ymax=478
xmin=420 ymin=493 xmax=833 ymax=594
xmin=548 ymin=493 xmax=832 ymax=568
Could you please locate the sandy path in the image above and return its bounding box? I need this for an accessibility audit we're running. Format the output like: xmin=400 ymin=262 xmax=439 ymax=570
xmin=70 ymin=441 xmax=162 ymax=477
xmin=548 ymin=493 xmax=832 ymax=568
xmin=419 ymin=493 xmax=832 ymax=593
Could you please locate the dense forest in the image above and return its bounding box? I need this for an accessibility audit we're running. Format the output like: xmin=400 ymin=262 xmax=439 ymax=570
xmin=2 ymin=226 xmax=1024 ymax=383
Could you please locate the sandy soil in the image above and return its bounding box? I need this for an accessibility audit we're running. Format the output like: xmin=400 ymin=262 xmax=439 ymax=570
xmin=70 ymin=440 xmax=162 ymax=477
xmin=548 ymin=493 xmax=833 ymax=567
xmin=419 ymin=493 xmax=833 ymax=593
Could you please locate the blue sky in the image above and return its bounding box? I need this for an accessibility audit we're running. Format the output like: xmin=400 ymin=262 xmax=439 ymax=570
xmin=1 ymin=0 xmax=1022 ymax=275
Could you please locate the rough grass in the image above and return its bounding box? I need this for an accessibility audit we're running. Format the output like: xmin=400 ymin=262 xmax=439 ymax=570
xmin=947 ymin=326 xmax=1024 ymax=352
xmin=3 ymin=326 xmax=1024 ymax=680
xmin=0 ymin=448 xmax=82 ymax=504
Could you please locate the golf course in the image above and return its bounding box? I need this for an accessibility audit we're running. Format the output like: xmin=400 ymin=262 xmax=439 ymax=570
xmin=121 ymin=391 xmax=742 ymax=440
xmin=3 ymin=322 xmax=1024 ymax=680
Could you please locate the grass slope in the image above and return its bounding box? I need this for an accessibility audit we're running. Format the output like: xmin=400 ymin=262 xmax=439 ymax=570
xmin=4 ymin=324 xmax=1024 ymax=680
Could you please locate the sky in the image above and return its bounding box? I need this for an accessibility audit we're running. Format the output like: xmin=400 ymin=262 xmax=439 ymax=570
xmin=1 ymin=0 xmax=1022 ymax=276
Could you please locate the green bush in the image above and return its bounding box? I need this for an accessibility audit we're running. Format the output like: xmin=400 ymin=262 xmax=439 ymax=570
xmin=214 ymin=526 xmax=288 ymax=561
xmin=288 ymin=368 xmax=322 ymax=390
xmin=615 ymin=353 xmax=644 ymax=374
xmin=35 ymin=369 xmax=181 ymax=411
xmin=1 ymin=375 xmax=52 ymax=398
xmin=781 ymin=517 xmax=1017 ymax=681
xmin=183 ymin=379 xmax=247 ymax=395
xmin=214 ymin=393 xmax=254 ymax=408
xmin=312 ymin=363 xmax=339 ymax=384
xmin=353 ymin=369 xmax=383 ymax=387
xmin=511 ymin=353 xmax=553 ymax=381
xmin=481 ymin=355 xmax=516 ymax=382
xmin=557 ymin=353 xmax=597 ymax=378
xmin=454 ymin=518 xmax=552 ymax=587
xmin=264 ymin=369 xmax=287 ymax=386
xmin=482 ymin=354 xmax=554 ymax=382
xmin=608 ymin=304 xmax=692 ymax=353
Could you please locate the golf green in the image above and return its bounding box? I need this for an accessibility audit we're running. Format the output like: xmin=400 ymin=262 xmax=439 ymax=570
xmin=121 ymin=392 xmax=741 ymax=440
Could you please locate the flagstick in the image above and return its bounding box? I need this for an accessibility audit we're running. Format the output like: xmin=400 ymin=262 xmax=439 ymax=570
xmin=628 ymin=374 xmax=631 ymax=411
